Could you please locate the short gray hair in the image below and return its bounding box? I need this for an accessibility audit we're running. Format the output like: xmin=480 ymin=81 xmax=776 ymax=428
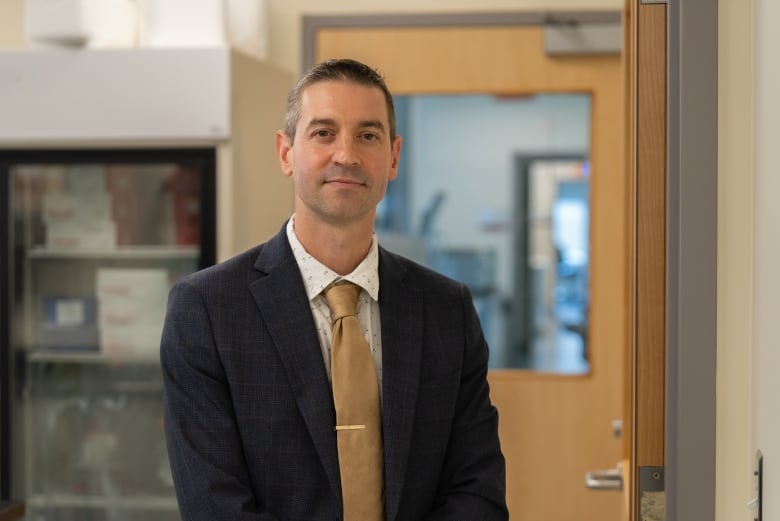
xmin=283 ymin=58 xmax=396 ymax=145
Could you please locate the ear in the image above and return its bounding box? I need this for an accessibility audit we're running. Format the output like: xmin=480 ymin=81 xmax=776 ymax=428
xmin=388 ymin=135 xmax=402 ymax=181
xmin=276 ymin=130 xmax=294 ymax=177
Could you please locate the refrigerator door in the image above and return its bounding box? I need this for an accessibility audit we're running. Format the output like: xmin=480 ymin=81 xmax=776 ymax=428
xmin=1 ymin=148 xmax=216 ymax=520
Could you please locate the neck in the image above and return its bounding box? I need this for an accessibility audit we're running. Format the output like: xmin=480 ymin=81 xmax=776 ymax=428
xmin=293 ymin=214 xmax=374 ymax=276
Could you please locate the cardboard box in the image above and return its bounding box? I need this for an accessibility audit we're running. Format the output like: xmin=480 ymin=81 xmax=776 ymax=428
xmin=96 ymin=268 xmax=169 ymax=359
xmin=43 ymin=192 xmax=112 ymax=223
xmin=96 ymin=268 xmax=169 ymax=301
xmin=25 ymin=0 xmax=137 ymax=48
xmin=46 ymin=220 xmax=117 ymax=249
xmin=99 ymin=323 xmax=164 ymax=360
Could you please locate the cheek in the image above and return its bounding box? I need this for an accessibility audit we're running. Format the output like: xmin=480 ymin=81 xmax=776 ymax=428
xmin=292 ymin=148 xmax=328 ymax=173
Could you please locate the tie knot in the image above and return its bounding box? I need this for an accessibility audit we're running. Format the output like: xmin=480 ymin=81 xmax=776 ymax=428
xmin=324 ymin=282 xmax=361 ymax=322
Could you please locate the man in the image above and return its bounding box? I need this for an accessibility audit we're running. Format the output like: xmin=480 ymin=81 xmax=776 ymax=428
xmin=161 ymin=58 xmax=508 ymax=521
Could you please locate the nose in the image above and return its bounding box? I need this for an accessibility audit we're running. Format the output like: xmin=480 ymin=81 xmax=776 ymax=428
xmin=333 ymin=135 xmax=360 ymax=167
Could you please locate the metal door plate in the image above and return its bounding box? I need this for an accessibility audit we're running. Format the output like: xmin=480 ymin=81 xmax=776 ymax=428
xmin=639 ymin=467 xmax=665 ymax=521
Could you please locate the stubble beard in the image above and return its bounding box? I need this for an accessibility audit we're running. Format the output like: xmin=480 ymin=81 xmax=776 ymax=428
xmin=300 ymin=166 xmax=386 ymax=227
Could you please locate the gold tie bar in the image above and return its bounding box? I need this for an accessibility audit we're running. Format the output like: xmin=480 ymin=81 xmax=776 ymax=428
xmin=335 ymin=425 xmax=366 ymax=431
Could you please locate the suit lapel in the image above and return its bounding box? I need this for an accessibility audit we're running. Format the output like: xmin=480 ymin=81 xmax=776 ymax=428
xmin=378 ymin=249 xmax=424 ymax=521
xmin=248 ymin=230 xmax=341 ymax=497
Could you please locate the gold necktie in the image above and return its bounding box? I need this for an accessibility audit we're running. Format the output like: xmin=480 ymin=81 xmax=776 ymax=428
xmin=324 ymin=282 xmax=384 ymax=521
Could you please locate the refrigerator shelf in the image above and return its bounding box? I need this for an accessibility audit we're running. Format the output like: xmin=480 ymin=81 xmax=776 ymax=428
xmin=28 ymin=246 xmax=199 ymax=260
xmin=26 ymin=493 xmax=178 ymax=511
xmin=27 ymin=350 xmax=163 ymax=366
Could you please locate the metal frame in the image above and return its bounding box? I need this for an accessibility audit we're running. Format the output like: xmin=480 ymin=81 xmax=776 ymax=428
xmin=0 ymin=160 xmax=9 ymax=500
xmin=511 ymin=153 xmax=589 ymax=371
xmin=666 ymin=0 xmax=718 ymax=519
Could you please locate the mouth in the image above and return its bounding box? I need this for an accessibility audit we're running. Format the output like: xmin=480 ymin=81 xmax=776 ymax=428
xmin=324 ymin=170 xmax=366 ymax=187
xmin=324 ymin=176 xmax=366 ymax=187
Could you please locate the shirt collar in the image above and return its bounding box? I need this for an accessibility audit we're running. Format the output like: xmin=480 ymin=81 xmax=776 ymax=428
xmin=286 ymin=216 xmax=380 ymax=302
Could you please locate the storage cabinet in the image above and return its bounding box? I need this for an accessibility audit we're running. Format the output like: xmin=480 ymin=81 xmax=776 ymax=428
xmin=3 ymin=151 xmax=215 ymax=520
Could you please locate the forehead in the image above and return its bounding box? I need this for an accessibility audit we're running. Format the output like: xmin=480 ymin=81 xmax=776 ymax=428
xmin=298 ymin=80 xmax=389 ymax=125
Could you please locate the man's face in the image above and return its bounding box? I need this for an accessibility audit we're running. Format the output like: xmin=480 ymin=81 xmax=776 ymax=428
xmin=276 ymin=80 xmax=401 ymax=228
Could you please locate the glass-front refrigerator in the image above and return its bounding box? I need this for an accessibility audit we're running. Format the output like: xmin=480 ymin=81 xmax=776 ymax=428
xmin=0 ymin=148 xmax=216 ymax=520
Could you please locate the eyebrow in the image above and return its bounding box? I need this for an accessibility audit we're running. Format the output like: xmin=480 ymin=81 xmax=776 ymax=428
xmin=305 ymin=118 xmax=387 ymax=134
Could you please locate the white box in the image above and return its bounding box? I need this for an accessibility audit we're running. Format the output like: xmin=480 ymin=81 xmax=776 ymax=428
xmin=96 ymin=268 xmax=169 ymax=360
xmin=138 ymin=0 xmax=226 ymax=47
xmin=46 ymin=220 xmax=117 ymax=249
xmin=25 ymin=0 xmax=93 ymax=46
xmin=87 ymin=0 xmax=138 ymax=48
xmin=96 ymin=268 xmax=169 ymax=301
xmin=25 ymin=0 xmax=137 ymax=48
xmin=225 ymin=0 xmax=268 ymax=61
xmin=43 ymin=193 xmax=113 ymax=223
xmin=100 ymin=323 xmax=165 ymax=360
xmin=98 ymin=295 xmax=167 ymax=328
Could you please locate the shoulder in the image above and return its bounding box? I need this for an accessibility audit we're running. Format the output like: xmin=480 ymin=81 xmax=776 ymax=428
xmin=178 ymin=244 xmax=263 ymax=289
xmin=379 ymin=246 xmax=470 ymax=298
xmin=176 ymin=227 xmax=291 ymax=292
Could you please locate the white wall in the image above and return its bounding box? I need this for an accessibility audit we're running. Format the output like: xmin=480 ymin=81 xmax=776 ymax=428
xmin=717 ymin=0 xmax=755 ymax=519
xmin=753 ymin=1 xmax=780 ymax=519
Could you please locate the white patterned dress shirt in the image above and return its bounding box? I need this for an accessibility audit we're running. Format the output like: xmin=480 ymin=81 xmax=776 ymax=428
xmin=286 ymin=217 xmax=383 ymax=394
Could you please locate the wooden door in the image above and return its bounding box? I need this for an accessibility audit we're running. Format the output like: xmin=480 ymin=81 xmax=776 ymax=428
xmin=314 ymin=19 xmax=628 ymax=520
xmin=626 ymin=1 xmax=668 ymax=519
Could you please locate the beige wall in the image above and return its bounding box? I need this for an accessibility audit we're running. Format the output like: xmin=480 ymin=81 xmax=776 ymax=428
xmin=717 ymin=0 xmax=755 ymax=520
xmin=0 ymin=0 xmax=24 ymax=48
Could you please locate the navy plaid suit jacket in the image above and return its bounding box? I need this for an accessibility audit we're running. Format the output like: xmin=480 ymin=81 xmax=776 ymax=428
xmin=161 ymin=225 xmax=507 ymax=520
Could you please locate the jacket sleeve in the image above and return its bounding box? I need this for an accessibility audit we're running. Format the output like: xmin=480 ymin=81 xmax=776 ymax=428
xmin=423 ymin=285 xmax=509 ymax=521
xmin=160 ymin=280 xmax=280 ymax=521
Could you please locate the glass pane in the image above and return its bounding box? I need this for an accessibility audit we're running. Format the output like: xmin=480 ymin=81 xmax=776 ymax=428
xmin=6 ymin=151 xmax=214 ymax=520
xmin=522 ymin=160 xmax=590 ymax=373
xmin=378 ymin=94 xmax=591 ymax=373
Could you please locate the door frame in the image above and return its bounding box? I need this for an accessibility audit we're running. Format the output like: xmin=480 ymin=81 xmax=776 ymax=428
xmin=665 ymin=0 xmax=717 ymax=519
xmin=306 ymin=15 xmax=627 ymax=520
xmin=302 ymin=5 xmax=719 ymax=519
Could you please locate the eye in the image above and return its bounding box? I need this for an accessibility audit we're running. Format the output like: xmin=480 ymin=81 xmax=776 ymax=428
xmin=313 ymin=129 xmax=332 ymax=138
xmin=360 ymin=132 xmax=380 ymax=142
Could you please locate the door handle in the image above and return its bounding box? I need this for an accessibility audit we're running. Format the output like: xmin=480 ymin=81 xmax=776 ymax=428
xmin=585 ymin=466 xmax=623 ymax=490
